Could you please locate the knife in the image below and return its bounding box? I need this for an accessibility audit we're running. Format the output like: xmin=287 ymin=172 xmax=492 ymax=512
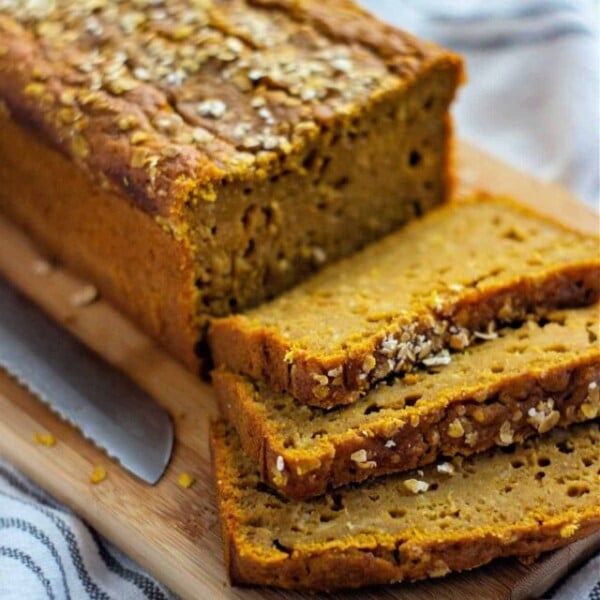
xmin=0 ymin=277 xmax=174 ymax=484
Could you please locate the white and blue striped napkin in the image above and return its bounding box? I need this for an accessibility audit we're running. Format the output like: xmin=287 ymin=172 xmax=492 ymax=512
xmin=0 ymin=463 xmax=175 ymax=600
xmin=1 ymin=1 xmax=598 ymax=599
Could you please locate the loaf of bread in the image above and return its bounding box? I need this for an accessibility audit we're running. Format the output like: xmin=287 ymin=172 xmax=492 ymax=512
xmin=211 ymin=420 xmax=600 ymax=591
xmin=0 ymin=0 xmax=463 ymax=370
xmin=213 ymin=306 xmax=600 ymax=499
xmin=209 ymin=195 xmax=600 ymax=406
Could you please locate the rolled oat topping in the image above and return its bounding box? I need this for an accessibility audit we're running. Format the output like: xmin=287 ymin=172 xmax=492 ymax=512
xmin=350 ymin=449 xmax=368 ymax=463
xmin=0 ymin=0 xmax=442 ymax=211
xmin=403 ymin=478 xmax=429 ymax=494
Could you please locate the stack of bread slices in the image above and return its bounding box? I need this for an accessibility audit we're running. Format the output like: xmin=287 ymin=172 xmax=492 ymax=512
xmin=208 ymin=195 xmax=600 ymax=591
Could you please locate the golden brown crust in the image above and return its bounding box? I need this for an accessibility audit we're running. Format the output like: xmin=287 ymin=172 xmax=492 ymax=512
xmin=226 ymin=519 xmax=600 ymax=590
xmin=0 ymin=1 xmax=463 ymax=216
xmin=0 ymin=108 xmax=201 ymax=369
xmin=209 ymin=197 xmax=600 ymax=407
xmin=210 ymin=420 xmax=600 ymax=591
xmin=213 ymin=306 xmax=600 ymax=499
xmin=249 ymin=0 xmax=450 ymax=75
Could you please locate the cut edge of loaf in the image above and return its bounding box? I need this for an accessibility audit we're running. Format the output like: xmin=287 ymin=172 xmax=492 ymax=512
xmin=208 ymin=195 xmax=600 ymax=406
xmin=187 ymin=59 xmax=463 ymax=321
xmin=210 ymin=420 xmax=600 ymax=591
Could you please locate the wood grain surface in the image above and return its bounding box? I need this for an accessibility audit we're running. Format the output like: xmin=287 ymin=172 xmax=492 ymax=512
xmin=0 ymin=142 xmax=598 ymax=600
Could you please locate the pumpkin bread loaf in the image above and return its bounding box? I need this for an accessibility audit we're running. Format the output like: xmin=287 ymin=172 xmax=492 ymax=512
xmin=209 ymin=195 xmax=600 ymax=407
xmin=213 ymin=305 xmax=600 ymax=499
xmin=0 ymin=0 xmax=463 ymax=370
xmin=210 ymin=420 xmax=600 ymax=591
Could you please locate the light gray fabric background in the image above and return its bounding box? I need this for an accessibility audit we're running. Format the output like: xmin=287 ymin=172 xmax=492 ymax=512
xmin=363 ymin=0 xmax=599 ymax=209
xmin=1 ymin=1 xmax=599 ymax=599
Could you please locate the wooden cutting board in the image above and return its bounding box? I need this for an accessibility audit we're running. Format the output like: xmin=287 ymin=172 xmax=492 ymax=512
xmin=0 ymin=142 xmax=598 ymax=600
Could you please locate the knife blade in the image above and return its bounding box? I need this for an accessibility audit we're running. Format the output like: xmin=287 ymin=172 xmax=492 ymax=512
xmin=0 ymin=277 xmax=173 ymax=484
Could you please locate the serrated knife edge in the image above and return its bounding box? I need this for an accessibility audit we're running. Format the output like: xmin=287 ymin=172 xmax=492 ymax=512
xmin=0 ymin=277 xmax=174 ymax=484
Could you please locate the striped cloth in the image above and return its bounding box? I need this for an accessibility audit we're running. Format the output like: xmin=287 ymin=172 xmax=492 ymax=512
xmin=0 ymin=464 xmax=175 ymax=600
xmin=1 ymin=1 xmax=598 ymax=599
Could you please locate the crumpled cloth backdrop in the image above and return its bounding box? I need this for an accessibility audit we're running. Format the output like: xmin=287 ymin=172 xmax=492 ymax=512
xmin=1 ymin=1 xmax=598 ymax=599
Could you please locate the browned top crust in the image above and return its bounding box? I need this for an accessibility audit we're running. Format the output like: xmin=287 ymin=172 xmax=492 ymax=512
xmin=0 ymin=0 xmax=463 ymax=217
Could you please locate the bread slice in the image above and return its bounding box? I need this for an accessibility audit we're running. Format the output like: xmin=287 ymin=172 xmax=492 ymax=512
xmin=210 ymin=420 xmax=600 ymax=591
xmin=213 ymin=306 xmax=600 ymax=499
xmin=209 ymin=195 xmax=600 ymax=407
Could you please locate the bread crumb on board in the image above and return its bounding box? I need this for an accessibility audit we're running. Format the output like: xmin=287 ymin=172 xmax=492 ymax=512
xmin=70 ymin=284 xmax=99 ymax=307
xmin=90 ymin=465 xmax=107 ymax=484
xmin=32 ymin=259 xmax=52 ymax=275
xmin=178 ymin=472 xmax=195 ymax=489
xmin=33 ymin=432 xmax=56 ymax=447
